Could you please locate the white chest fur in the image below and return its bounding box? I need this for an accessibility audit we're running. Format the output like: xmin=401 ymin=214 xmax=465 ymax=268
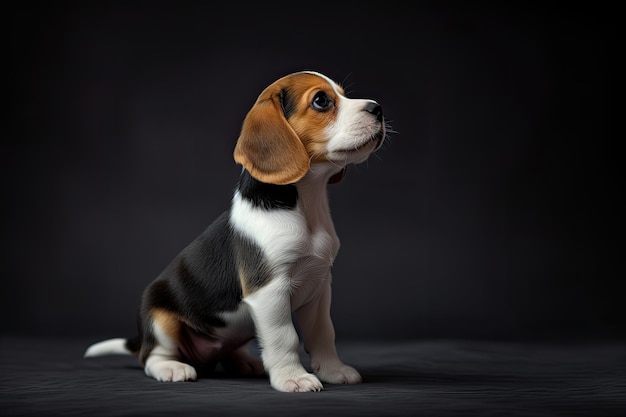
xmin=230 ymin=166 xmax=341 ymax=310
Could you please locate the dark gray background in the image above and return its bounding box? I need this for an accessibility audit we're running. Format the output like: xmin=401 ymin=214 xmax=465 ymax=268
xmin=3 ymin=2 xmax=621 ymax=341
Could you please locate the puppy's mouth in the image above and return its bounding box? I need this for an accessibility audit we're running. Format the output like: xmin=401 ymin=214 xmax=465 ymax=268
xmin=335 ymin=128 xmax=385 ymax=154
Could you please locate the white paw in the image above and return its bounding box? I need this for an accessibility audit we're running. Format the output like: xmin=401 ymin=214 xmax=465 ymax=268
xmin=271 ymin=372 xmax=324 ymax=392
xmin=146 ymin=360 xmax=197 ymax=382
xmin=313 ymin=361 xmax=362 ymax=384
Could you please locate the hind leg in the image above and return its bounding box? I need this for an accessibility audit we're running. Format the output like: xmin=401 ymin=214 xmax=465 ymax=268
xmin=144 ymin=309 xmax=197 ymax=382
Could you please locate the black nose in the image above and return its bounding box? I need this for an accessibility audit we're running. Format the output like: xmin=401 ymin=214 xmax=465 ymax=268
xmin=364 ymin=101 xmax=383 ymax=122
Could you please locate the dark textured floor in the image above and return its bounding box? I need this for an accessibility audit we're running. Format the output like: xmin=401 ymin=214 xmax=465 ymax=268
xmin=1 ymin=336 xmax=624 ymax=417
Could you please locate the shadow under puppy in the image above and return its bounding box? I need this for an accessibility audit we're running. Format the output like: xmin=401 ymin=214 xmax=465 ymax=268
xmin=85 ymin=71 xmax=387 ymax=392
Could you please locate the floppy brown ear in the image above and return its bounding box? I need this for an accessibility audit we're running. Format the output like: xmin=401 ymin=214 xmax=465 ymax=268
xmin=233 ymin=90 xmax=310 ymax=185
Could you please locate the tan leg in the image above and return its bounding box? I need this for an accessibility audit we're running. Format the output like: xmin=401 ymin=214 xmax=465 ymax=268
xmin=296 ymin=280 xmax=361 ymax=384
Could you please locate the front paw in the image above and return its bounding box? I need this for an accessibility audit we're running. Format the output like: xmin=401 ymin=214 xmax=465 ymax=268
xmin=313 ymin=361 xmax=362 ymax=384
xmin=146 ymin=360 xmax=197 ymax=382
xmin=271 ymin=371 xmax=323 ymax=392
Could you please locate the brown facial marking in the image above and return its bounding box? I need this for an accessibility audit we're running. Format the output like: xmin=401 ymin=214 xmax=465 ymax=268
xmin=282 ymin=74 xmax=340 ymax=163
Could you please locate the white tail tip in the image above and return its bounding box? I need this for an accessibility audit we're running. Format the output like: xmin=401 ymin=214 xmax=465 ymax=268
xmin=84 ymin=338 xmax=132 ymax=358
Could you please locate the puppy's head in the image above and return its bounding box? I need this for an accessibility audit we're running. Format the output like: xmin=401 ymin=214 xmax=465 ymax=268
xmin=234 ymin=71 xmax=385 ymax=185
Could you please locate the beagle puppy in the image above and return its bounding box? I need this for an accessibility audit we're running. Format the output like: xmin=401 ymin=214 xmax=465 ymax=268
xmin=85 ymin=71 xmax=386 ymax=392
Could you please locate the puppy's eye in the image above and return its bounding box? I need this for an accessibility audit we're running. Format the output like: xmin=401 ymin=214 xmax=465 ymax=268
xmin=311 ymin=91 xmax=333 ymax=111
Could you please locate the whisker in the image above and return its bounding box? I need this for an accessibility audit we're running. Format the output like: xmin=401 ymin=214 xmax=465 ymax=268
xmin=341 ymin=72 xmax=354 ymax=94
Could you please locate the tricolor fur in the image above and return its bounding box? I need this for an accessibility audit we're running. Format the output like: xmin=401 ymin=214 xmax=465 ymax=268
xmin=85 ymin=71 xmax=387 ymax=392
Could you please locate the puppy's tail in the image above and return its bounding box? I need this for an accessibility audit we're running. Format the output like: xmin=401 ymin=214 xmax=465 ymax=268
xmin=84 ymin=337 xmax=140 ymax=358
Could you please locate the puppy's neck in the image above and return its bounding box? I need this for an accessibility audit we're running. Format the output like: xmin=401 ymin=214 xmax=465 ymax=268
xmin=235 ymin=163 xmax=344 ymax=217
xmin=297 ymin=162 xmax=342 ymax=193
xmin=295 ymin=163 xmax=343 ymax=226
